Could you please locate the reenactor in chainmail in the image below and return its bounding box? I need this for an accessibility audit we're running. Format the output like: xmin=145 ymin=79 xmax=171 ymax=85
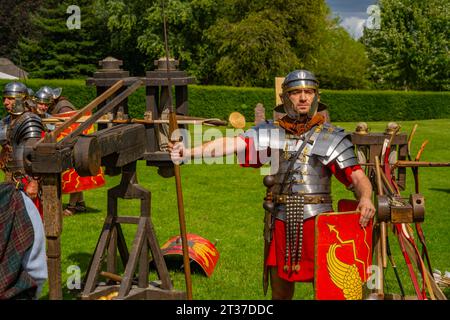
xmin=0 ymin=82 xmax=45 ymax=218
xmin=169 ymin=70 xmax=375 ymax=300
xmin=33 ymin=86 xmax=87 ymax=216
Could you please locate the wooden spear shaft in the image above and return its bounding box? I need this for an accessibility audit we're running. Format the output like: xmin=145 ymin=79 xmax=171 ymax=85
xmin=162 ymin=0 xmax=192 ymax=300
xmin=42 ymin=118 xmax=228 ymax=126
xmin=391 ymin=161 xmax=450 ymax=170
xmin=375 ymin=156 xmax=388 ymax=270
xmin=373 ymin=156 xmax=385 ymax=296
xmin=359 ymin=161 xmax=450 ymax=169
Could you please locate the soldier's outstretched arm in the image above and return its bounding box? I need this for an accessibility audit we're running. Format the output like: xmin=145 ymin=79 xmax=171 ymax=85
xmin=169 ymin=136 xmax=247 ymax=164
xmin=351 ymin=169 xmax=376 ymax=227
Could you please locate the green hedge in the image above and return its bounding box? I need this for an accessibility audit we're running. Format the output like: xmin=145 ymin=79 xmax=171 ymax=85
xmin=1 ymin=79 xmax=449 ymax=121
xmin=320 ymin=90 xmax=450 ymax=122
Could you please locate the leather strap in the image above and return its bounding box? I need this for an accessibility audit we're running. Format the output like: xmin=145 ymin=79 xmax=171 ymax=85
xmin=274 ymin=194 xmax=332 ymax=205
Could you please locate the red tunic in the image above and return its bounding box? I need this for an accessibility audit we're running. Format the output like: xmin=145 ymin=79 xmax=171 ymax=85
xmin=238 ymin=136 xmax=362 ymax=282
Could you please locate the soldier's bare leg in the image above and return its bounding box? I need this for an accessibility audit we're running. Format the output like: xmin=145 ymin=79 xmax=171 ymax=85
xmin=270 ymin=267 xmax=295 ymax=300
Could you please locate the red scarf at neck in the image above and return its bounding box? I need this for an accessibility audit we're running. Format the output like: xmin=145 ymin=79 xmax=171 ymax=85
xmin=278 ymin=113 xmax=325 ymax=136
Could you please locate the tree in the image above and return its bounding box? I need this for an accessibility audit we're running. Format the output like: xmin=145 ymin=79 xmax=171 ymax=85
xmin=0 ymin=0 xmax=44 ymax=60
xmin=90 ymin=0 xmax=370 ymax=88
xmin=136 ymin=0 xmax=220 ymax=81
xmin=93 ymin=0 xmax=151 ymax=75
xmin=204 ymin=0 xmax=332 ymax=87
xmin=18 ymin=0 xmax=110 ymax=78
xmin=362 ymin=0 xmax=449 ymax=90
xmin=312 ymin=23 xmax=370 ymax=89
xmin=14 ymin=0 xmax=371 ymax=87
xmin=206 ymin=12 xmax=299 ymax=87
xmin=95 ymin=0 xmax=220 ymax=79
xmin=206 ymin=0 xmax=369 ymax=88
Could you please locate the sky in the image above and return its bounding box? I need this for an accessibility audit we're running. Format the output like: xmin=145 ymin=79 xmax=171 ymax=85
xmin=326 ymin=0 xmax=378 ymax=39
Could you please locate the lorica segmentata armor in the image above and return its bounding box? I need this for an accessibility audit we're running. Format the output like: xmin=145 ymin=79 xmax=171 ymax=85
xmin=244 ymin=121 xmax=359 ymax=220
xmin=6 ymin=112 xmax=44 ymax=175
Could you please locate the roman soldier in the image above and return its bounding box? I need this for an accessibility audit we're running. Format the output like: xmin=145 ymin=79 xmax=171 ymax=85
xmin=168 ymin=69 xmax=375 ymax=300
xmin=1 ymin=82 xmax=45 ymax=217
xmin=33 ymin=86 xmax=105 ymax=216
xmin=34 ymin=86 xmax=75 ymax=115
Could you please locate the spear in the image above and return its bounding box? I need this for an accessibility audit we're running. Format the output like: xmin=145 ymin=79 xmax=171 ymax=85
xmin=161 ymin=0 xmax=192 ymax=300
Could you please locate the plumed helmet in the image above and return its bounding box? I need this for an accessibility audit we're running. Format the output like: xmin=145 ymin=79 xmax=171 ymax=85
xmin=3 ymin=81 xmax=28 ymax=99
xmin=278 ymin=70 xmax=321 ymax=120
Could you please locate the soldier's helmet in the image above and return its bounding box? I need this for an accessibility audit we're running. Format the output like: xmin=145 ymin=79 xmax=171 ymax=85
xmin=3 ymin=81 xmax=28 ymax=99
xmin=280 ymin=70 xmax=319 ymax=120
xmin=34 ymin=86 xmax=62 ymax=113
xmin=27 ymin=88 xmax=34 ymax=98
xmin=34 ymin=86 xmax=55 ymax=105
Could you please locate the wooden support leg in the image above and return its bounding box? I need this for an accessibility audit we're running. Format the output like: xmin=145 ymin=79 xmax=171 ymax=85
xmin=42 ymin=174 xmax=63 ymax=300
xmin=46 ymin=237 xmax=62 ymax=300
xmin=82 ymin=162 xmax=179 ymax=300
xmin=146 ymin=219 xmax=172 ymax=290
xmin=117 ymin=217 xmax=147 ymax=298
xmin=373 ymin=224 xmax=384 ymax=297
xmin=139 ymin=235 xmax=149 ymax=288
xmin=82 ymin=215 xmax=114 ymax=295
xmin=107 ymin=225 xmax=118 ymax=276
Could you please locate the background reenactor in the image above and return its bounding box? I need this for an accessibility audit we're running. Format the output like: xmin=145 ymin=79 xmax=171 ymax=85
xmin=0 ymin=82 xmax=45 ymax=218
xmin=33 ymin=86 xmax=105 ymax=216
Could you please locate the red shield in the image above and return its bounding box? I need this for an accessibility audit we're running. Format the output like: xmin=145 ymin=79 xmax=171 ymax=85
xmin=53 ymin=111 xmax=105 ymax=193
xmin=314 ymin=208 xmax=373 ymax=300
xmin=160 ymin=233 xmax=219 ymax=277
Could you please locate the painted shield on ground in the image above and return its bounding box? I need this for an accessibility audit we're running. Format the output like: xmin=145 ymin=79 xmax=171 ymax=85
xmin=54 ymin=111 xmax=105 ymax=193
xmin=160 ymin=233 xmax=219 ymax=277
xmin=314 ymin=206 xmax=373 ymax=300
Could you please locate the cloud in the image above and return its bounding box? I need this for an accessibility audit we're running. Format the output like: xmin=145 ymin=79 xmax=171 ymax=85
xmin=327 ymin=0 xmax=376 ymax=13
xmin=340 ymin=16 xmax=366 ymax=39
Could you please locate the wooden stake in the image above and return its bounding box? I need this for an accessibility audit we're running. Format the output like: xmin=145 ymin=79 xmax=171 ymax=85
xmin=375 ymin=156 xmax=388 ymax=269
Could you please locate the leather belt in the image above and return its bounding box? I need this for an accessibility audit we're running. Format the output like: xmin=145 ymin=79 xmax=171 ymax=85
xmin=273 ymin=194 xmax=332 ymax=205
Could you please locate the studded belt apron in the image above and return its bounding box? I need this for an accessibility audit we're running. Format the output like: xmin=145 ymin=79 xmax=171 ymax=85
xmin=278 ymin=127 xmax=317 ymax=273
xmin=284 ymin=194 xmax=305 ymax=272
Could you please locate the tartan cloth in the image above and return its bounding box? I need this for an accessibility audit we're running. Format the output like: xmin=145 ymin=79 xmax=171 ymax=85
xmin=0 ymin=182 xmax=37 ymax=299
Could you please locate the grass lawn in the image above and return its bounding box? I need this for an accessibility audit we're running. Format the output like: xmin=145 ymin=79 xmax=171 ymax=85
xmin=4 ymin=119 xmax=450 ymax=299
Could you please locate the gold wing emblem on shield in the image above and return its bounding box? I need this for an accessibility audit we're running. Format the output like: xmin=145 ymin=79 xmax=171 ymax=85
xmin=327 ymin=243 xmax=363 ymax=300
